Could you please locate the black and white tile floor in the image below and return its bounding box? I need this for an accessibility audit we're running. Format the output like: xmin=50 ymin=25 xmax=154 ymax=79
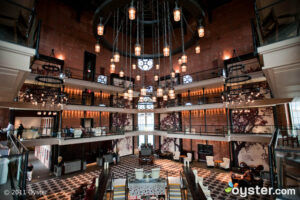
xmin=27 ymin=155 xmax=271 ymax=200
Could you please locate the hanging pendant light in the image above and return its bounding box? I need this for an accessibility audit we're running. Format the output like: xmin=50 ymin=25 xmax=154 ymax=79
xmin=195 ymin=45 xmax=200 ymax=54
xmin=181 ymin=63 xmax=187 ymax=72
xmin=139 ymin=95 xmax=144 ymax=102
xmin=173 ymin=4 xmax=181 ymax=22
xmin=113 ymin=52 xmax=120 ymax=63
xmin=169 ymin=88 xmax=174 ymax=95
xmin=119 ymin=69 xmax=124 ymax=77
xmin=152 ymin=96 xmax=157 ymax=102
xmin=97 ymin=18 xmax=104 ymax=36
xmin=95 ymin=41 xmax=100 ymax=53
xmin=128 ymin=87 xmax=133 ymax=98
xmin=155 ymin=64 xmax=160 ymax=70
xmin=154 ymin=74 xmax=159 ymax=81
xmin=128 ymin=2 xmax=136 ymax=20
xmin=110 ymin=62 xmax=115 ymax=73
xmin=157 ymin=86 xmax=163 ymax=97
xmin=128 ymin=96 xmax=133 ymax=101
xmin=110 ymin=58 xmax=114 ymax=62
xmin=178 ymin=57 xmax=182 ymax=65
xmin=169 ymin=92 xmax=175 ymax=99
xmin=132 ymin=64 xmax=136 ymax=70
xmin=163 ymin=93 xmax=168 ymax=101
xmin=198 ymin=24 xmax=205 ymax=38
xmin=140 ymin=87 xmax=147 ymax=96
xmin=181 ymin=53 xmax=187 ymax=63
xmin=123 ymin=92 xmax=128 ymax=99
xmin=136 ymin=74 xmax=141 ymax=81
xmin=171 ymin=70 xmax=176 ymax=78
xmin=163 ymin=45 xmax=170 ymax=56
xmin=135 ymin=43 xmax=141 ymax=56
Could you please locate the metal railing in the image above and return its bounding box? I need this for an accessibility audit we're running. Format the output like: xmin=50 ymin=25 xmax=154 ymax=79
xmin=0 ymin=134 xmax=29 ymax=200
xmin=254 ymin=0 xmax=300 ymax=46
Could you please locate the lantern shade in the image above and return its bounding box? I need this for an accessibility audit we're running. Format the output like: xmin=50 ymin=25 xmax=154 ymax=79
xmin=135 ymin=43 xmax=141 ymax=56
xmin=169 ymin=92 xmax=175 ymax=99
xmin=171 ymin=71 xmax=176 ymax=78
xmin=195 ymin=45 xmax=201 ymax=54
xmin=181 ymin=63 xmax=187 ymax=72
xmin=97 ymin=23 xmax=104 ymax=36
xmin=132 ymin=64 xmax=136 ymax=70
xmin=119 ymin=70 xmax=124 ymax=77
xmin=163 ymin=94 xmax=168 ymax=101
xmin=139 ymin=96 xmax=144 ymax=102
xmin=152 ymin=96 xmax=157 ymax=102
xmin=181 ymin=53 xmax=187 ymax=63
xmin=128 ymin=6 xmax=136 ymax=20
xmin=157 ymin=87 xmax=163 ymax=97
xmin=155 ymin=64 xmax=160 ymax=70
xmin=178 ymin=58 xmax=182 ymax=65
xmin=198 ymin=25 xmax=205 ymax=37
xmin=136 ymin=74 xmax=140 ymax=81
xmin=113 ymin=52 xmax=120 ymax=62
xmin=123 ymin=92 xmax=128 ymax=99
xmin=95 ymin=42 xmax=100 ymax=53
xmin=141 ymin=87 xmax=147 ymax=96
xmin=173 ymin=7 xmax=181 ymax=22
xmin=154 ymin=75 xmax=159 ymax=81
xmin=163 ymin=45 xmax=170 ymax=56
xmin=110 ymin=62 xmax=115 ymax=73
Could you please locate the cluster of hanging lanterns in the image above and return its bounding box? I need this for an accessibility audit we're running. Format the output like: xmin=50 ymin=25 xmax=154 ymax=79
xmin=93 ymin=0 xmax=205 ymax=104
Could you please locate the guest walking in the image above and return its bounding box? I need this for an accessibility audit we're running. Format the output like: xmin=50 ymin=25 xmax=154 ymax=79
xmin=17 ymin=123 xmax=24 ymax=139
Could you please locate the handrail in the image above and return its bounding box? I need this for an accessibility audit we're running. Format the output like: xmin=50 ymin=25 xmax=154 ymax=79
xmin=93 ymin=167 xmax=111 ymax=200
xmin=125 ymin=173 xmax=129 ymax=200
xmin=182 ymin=166 xmax=207 ymax=200
xmin=268 ymin=128 xmax=280 ymax=190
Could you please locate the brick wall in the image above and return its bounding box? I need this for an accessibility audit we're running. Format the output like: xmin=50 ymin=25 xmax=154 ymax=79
xmin=36 ymin=0 xmax=254 ymax=80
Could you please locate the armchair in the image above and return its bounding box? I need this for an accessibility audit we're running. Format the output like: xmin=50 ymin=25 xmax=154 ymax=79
xmin=135 ymin=168 xmax=144 ymax=180
xmin=173 ymin=151 xmax=180 ymax=161
xmin=206 ymin=156 xmax=214 ymax=168
xmin=220 ymin=157 xmax=230 ymax=170
xmin=151 ymin=168 xmax=160 ymax=179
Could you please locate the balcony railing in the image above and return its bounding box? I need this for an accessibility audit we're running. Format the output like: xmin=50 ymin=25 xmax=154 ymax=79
xmin=0 ymin=134 xmax=29 ymax=200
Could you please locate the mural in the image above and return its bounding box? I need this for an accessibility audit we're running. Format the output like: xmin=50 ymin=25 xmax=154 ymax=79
xmin=113 ymin=137 xmax=133 ymax=157
xmin=112 ymin=113 xmax=132 ymax=131
xmin=160 ymin=113 xmax=180 ymax=131
xmin=233 ymin=142 xmax=269 ymax=171
xmin=160 ymin=137 xmax=180 ymax=153
xmin=232 ymin=107 xmax=274 ymax=134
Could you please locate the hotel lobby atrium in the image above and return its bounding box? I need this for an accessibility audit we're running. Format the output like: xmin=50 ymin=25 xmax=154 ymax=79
xmin=0 ymin=0 xmax=300 ymax=199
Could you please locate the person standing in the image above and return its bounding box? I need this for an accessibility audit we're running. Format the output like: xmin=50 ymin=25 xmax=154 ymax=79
xmin=17 ymin=123 xmax=24 ymax=139
xmin=6 ymin=122 xmax=14 ymax=138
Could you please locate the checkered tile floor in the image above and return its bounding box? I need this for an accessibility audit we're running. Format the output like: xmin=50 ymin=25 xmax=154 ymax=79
xmin=27 ymin=155 xmax=271 ymax=200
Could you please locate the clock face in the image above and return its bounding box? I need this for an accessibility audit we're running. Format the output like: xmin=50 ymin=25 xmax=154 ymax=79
xmin=138 ymin=59 xmax=153 ymax=71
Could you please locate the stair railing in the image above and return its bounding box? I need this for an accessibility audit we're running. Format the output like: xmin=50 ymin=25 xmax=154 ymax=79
xmin=125 ymin=172 xmax=129 ymax=200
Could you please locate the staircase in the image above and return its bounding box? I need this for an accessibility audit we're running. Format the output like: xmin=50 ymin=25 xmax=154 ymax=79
xmin=169 ymin=183 xmax=182 ymax=200
xmin=113 ymin=185 xmax=126 ymax=200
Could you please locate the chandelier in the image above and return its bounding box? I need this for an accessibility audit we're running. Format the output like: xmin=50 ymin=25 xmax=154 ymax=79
xmin=92 ymin=0 xmax=206 ymax=103
xmin=20 ymin=50 xmax=68 ymax=106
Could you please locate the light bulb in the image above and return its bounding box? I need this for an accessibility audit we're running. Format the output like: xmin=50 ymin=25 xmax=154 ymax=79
xmin=136 ymin=74 xmax=140 ymax=81
xmin=171 ymin=70 xmax=176 ymax=78
xmin=198 ymin=25 xmax=205 ymax=37
xmin=156 ymin=64 xmax=160 ymax=70
xmin=95 ymin=42 xmax=100 ymax=53
xmin=135 ymin=43 xmax=141 ymax=56
xmin=195 ymin=45 xmax=200 ymax=54
xmin=163 ymin=94 xmax=168 ymax=101
xmin=119 ymin=70 xmax=124 ymax=77
xmin=173 ymin=7 xmax=181 ymax=22
xmin=181 ymin=63 xmax=187 ymax=72
xmin=163 ymin=45 xmax=170 ymax=56
xmin=141 ymin=87 xmax=147 ymax=96
xmin=181 ymin=53 xmax=187 ymax=63
xmin=178 ymin=57 xmax=182 ymax=65
xmin=157 ymin=87 xmax=163 ymax=97
xmin=132 ymin=64 xmax=136 ymax=70
xmin=97 ymin=23 xmax=104 ymax=36
xmin=110 ymin=62 xmax=115 ymax=73
xmin=152 ymin=96 xmax=157 ymax=102
xmin=124 ymin=92 xmax=128 ymax=99
xmin=128 ymin=5 xmax=136 ymax=20
xmin=154 ymin=75 xmax=159 ymax=81
xmin=113 ymin=52 xmax=120 ymax=63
